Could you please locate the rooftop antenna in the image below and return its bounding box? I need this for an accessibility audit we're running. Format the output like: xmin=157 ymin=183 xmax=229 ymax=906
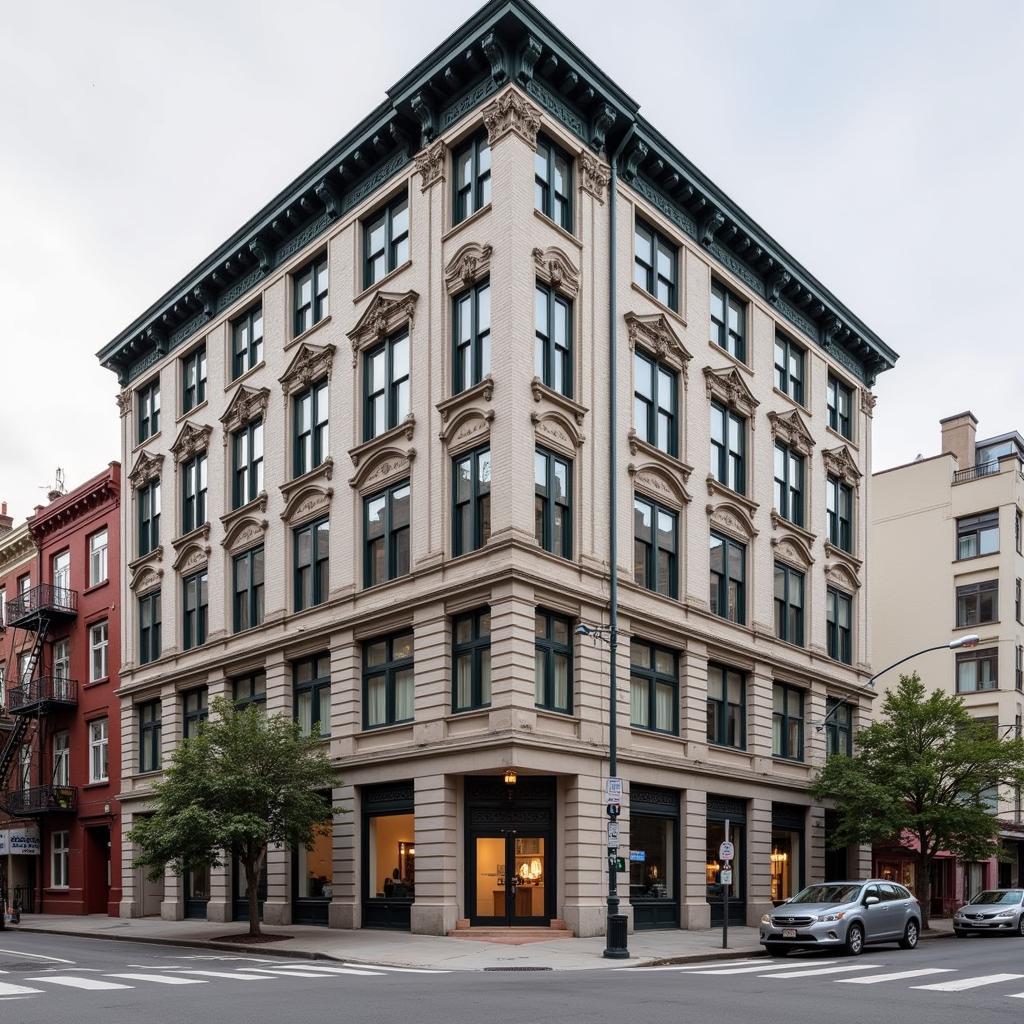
xmin=46 ymin=467 xmax=66 ymax=503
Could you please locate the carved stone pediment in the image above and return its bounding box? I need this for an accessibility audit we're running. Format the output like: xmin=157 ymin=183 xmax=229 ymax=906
xmin=627 ymin=429 xmax=693 ymax=481
xmin=221 ymin=385 xmax=269 ymax=435
xmin=219 ymin=493 xmax=268 ymax=537
xmin=128 ymin=450 xmax=163 ymax=491
xmin=437 ymin=376 xmax=494 ymax=423
xmin=530 ymin=378 xmax=588 ymax=425
xmin=128 ymin=548 xmax=163 ymax=591
xmin=625 ymin=311 xmax=692 ymax=376
xmin=707 ymin=501 xmax=758 ymax=541
xmin=349 ymin=447 xmax=415 ymax=493
xmin=822 ymin=445 xmax=862 ymax=489
xmin=282 ymin=483 xmax=334 ymax=526
xmin=629 ymin=463 xmax=690 ymax=508
xmin=532 ymin=246 xmax=580 ymax=299
xmin=279 ymin=342 xmax=336 ymax=396
xmin=221 ymin=513 xmax=268 ymax=554
xmin=704 ymin=366 xmax=759 ymax=419
xmin=415 ymin=139 xmax=447 ymax=192
xmin=349 ymin=416 xmax=416 ymax=468
xmin=482 ymin=87 xmax=541 ymax=146
xmin=578 ymin=152 xmax=611 ymax=204
xmin=444 ymin=242 xmax=493 ymax=294
xmin=532 ymin=409 xmax=584 ymax=456
xmin=347 ymin=290 xmax=419 ymax=366
xmin=441 ymin=407 xmax=494 ymax=453
xmin=768 ymin=409 xmax=815 ymax=456
xmin=170 ymin=422 xmax=212 ymax=464
xmin=172 ymin=540 xmax=210 ymax=574
xmin=825 ymin=541 xmax=862 ymax=572
xmin=771 ymin=532 xmax=814 ymax=569
xmin=706 ymin=475 xmax=758 ymax=518
xmin=825 ymin=561 xmax=860 ymax=591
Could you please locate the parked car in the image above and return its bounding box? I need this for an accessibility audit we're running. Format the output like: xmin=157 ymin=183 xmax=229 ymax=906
xmin=760 ymin=880 xmax=921 ymax=956
xmin=953 ymin=889 xmax=1024 ymax=937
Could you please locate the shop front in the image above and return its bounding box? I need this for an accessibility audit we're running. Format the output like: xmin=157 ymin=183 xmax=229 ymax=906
xmin=628 ymin=785 xmax=679 ymax=929
xmin=0 ymin=826 xmax=39 ymax=914
xmin=770 ymin=804 xmax=805 ymax=904
xmin=706 ymin=795 xmax=746 ymax=926
xmin=183 ymin=863 xmax=210 ymax=919
xmin=362 ymin=781 xmax=415 ymax=930
xmin=293 ymin=799 xmax=333 ymax=925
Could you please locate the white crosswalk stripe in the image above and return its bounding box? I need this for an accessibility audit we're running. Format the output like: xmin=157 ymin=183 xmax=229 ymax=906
xmin=26 ymin=976 xmax=132 ymax=991
xmin=339 ymin=963 xmax=451 ymax=974
xmin=760 ymin=964 xmax=885 ymax=979
xmin=911 ymin=973 xmax=1024 ymax=992
xmin=246 ymin=968 xmax=342 ymax=979
xmin=692 ymin=960 xmax=842 ymax=975
xmin=0 ymin=982 xmax=43 ymax=997
xmin=266 ymin=966 xmax=386 ymax=977
xmin=618 ymin=959 xmax=766 ymax=972
xmin=168 ymin=970 xmax=274 ymax=981
xmin=837 ymin=968 xmax=955 ymax=985
xmin=107 ymin=973 xmax=207 ymax=985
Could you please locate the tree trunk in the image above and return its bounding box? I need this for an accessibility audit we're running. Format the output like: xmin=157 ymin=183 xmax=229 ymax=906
xmin=245 ymin=845 xmax=264 ymax=937
xmin=915 ymin=845 xmax=932 ymax=931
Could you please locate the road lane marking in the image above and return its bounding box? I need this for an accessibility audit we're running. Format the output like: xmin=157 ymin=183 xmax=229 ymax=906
xmin=267 ymin=966 xmax=386 ymax=977
xmin=107 ymin=973 xmax=208 ymax=985
xmin=0 ymin=982 xmax=43 ymax=996
xmin=339 ymin=963 xmax=451 ymax=974
xmin=692 ymin=960 xmax=842 ymax=975
xmin=760 ymin=964 xmax=883 ymax=979
xmin=246 ymin=968 xmax=340 ymax=979
xmin=619 ymin=959 xmax=767 ymax=972
xmin=171 ymin=970 xmax=274 ymax=981
xmin=837 ymin=968 xmax=956 ymax=985
xmin=0 ymin=948 xmax=74 ymax=964
xmin=27 ymin=976 xmax=132 ymax=991
xmin=912 ymin=973 xmax=1024 ymax=992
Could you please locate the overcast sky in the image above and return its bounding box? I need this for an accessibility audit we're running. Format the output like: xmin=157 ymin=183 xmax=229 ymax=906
xmin=1 ymin=0 xmax=1021 ymax=521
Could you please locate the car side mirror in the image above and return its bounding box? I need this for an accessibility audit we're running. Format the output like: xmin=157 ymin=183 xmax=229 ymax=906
xmin=864 ymin=895 xmax=880 ymax=906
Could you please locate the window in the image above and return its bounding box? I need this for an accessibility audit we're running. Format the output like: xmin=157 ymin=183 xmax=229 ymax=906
xmin=534 ymin=283 xmax=572 ymax=397
xmin=0 ymin=587 xmax=5 ymax=626
xmin=1017 ymin=509 xmax=1022 ymax=555
xmin=182 ymin=344 xmax=207 ymax=412
xmin=707 ymin=664 xmax=745 ymax=749
xmin=138 ymin=701 xmax=161 ymax=772
xmin=710 ymin=282 xmax=746 ymax=361
xmin=232 ymin=419 xmax=264 ymax=508
xmin=534 ymin=448 xmax=572 ymax=558
xmin=957 ymin=510 xmax=999 ymax=559
xmin=138 ymin=479 xmax=160 ymax=556
xmin=534 ymin=136 xmax=571 ymax=230
xmin=89 ymin=718 xmax=109 ymax=782
xmin=364 ymin=481 xmax=410 ymax=587
xmin=453 ymin=280 xmax=491 ymax=393
xmin=1017 ymin=646 xmax=1023 ymax=691
xmin=231 ymin=304 xmax=263 ymax=380
xmin=137 ymin=378 xmax=160 ymax=443
xmin=181 ymin=453 xmax=208 ymax=534
xmin=364 ymin=330 xmax=410 ymax=440
xmin=52 ymin=639 xmax=69 ymax=684
xmin=138 ymin=592 xmax=161 ymax=665
xmin=956 ymin=648 xmax=998 ymax=692
xmin=773 ymin=442 xmax=805 ymax=526
xmin=52 ymin=731 xmax=70 ymax=786
xmin=956 ymin=580 xmax=998 ymax=627
xmin=294 ymin=517 xmax=329 ymax=612
xmin=293 ymin=254 xmax=329 ymax=336
xmin=18 ymin=652 xmax=30 ymax=686
xmin=1018 ymin=578 xmax=1022 ymax=623
xmin=774 ymin=333 xmax=804 ymax=404
xmin=826 ymin=476 xmax=853 ymax=552
xmin=89 ymin=621 xmax=109 ymax=681
xmin=826 ymin=588 xmax=853 ymax=664
xmin=233 ymin=546 xmax=265 ymax=633
xmin=293 ymin=379 xmax=329 ymax=477
xmin=89 ymin=529 xmax=108 ymax=586
xmin=827 ymin=375 xmax=853 ymax=439
xmin=453 ymin=131 xmax=491 ymax=224
xmin=183 ymin=687 xmax=208 ymax=739
xmin=634 ymin=497 xmax=678 ymax=598
xmin=364 ymin=193 xmax=409 ymax=287
xmin=51 ymin=550 xmax=70 ymax=596
xmin=18 ymin=574 xmax=29 ymax=597
xmin=182 ymin=570 xmax=208 ymax=650
xmin=710 ymin=402 xmax=745 ymax=494
xmin=634 ymin=219 xmax=677 ymax=309
xmin=292 ymin=653 xmax=332 ymax=737
xmin=774 ymin=563 xmax=805 ymax=646
xmin=634 ymin=350 xmax=678 ymax=456
xmin=534 ymin=610 xmax=572 ymax=714
xmin=630 ymin=641 xmax=677 ymax=734
xmin=234 ymin=671 xmax=267 ymax=709
xmin=51 ymin=832 xmax=69 ymax=889
xmin=363 ymin=634 xmax=413 ymax=729
xmin=453 ymin=446 xmax=491 ymax=556
xmin=826 ymin=698 xmax=853 ymax=757
xmin=453 ymin=609 xmax=491 ymax=712
xmin=710 ymin=532 xmax=746 ymax=624
xmin=772 ymin=683 xmax=805 ymax=761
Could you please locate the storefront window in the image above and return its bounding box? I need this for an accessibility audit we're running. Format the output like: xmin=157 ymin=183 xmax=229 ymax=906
xmin=630 ymin=816 xmax=674 ymax=901
xmin=877 ymin=859 xmax=916 ymax=890
xmin=297 ymin=822 xmax=333 ymax=899
xmin=368 ymin=812 xmax=415 ymax=899
xmin=706 ymin=820 xmax=743 ymax=901
xmin=770 ymin=829 xmax=801 ymax=903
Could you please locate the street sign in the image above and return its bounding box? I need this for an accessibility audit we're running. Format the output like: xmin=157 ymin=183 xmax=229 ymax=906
xmin=720 ymin=869 xmax=733 ymax=885
xmin=605 ymin=777 xmax=623 ymax=806
xmin=614 ymin=857 xmax=626 ymax=872
xmin=629 ymin=850 xmax=646 ymax=862
xmin=607 ymin=821 xmax=619 ymax=843
xmin=718 ymin=841 xmax=735 ymax=862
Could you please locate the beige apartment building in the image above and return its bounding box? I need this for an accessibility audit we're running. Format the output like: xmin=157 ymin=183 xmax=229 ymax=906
xmin=871 ymin=413 xmax=1024 ymax=914
xmin=98 ymin=0 xmax=897 ymax=936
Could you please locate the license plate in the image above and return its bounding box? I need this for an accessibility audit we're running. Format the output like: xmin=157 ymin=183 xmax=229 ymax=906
xmin=782 ymin=928 xmax=797 ymax=938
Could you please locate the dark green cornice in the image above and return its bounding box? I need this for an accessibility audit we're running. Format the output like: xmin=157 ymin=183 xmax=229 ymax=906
xmin=98 ymin=0 xmax=896 ymax=387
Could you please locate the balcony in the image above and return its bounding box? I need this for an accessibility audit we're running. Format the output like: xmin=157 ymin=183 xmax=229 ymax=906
xmin=953 ymin=463 xmax=1001 ymax=485
xmin=6 ymin=676 xmax=78 ymax=715
xmin=4 ymin=785 xmax=78 ymax=816
xmin=4 ymin=584 xmax=78 ymax=629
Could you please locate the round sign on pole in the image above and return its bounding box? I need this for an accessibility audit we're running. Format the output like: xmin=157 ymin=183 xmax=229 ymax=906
xmin=718 ymin=841 xmax=735 ymax=862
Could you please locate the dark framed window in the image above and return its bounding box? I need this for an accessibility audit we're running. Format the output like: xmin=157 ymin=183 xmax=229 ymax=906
xmin=825 ymin=698 xmax=853 ymax=757
xmin=1017 ymin=646 xmax=1023 ymax=691
xmin=453 ymin=131 xmax=491 ymax=224
xmin=956 ymin=580 xmax=998 ymax=627
xmin=453 ymin=446 xmax=491 ymax=556
xmin=710 ymin=402 xmax=745 ymax=494
xmin=634 ymin=350 xmax=678 ymax=456
xmin=774 ymin=333 xmax=804 ymax=404
xmin=293 ymin=255 xmax=329 ymax=336
xmin=772 ymin=683 xmax=804 ymax=761
xmin=534 ymin=447 xmax=572 ymax=558
xmin=957 ymin=510 xmax=999 ymax=559
xmin=138 ymin=479 xmax=161 ymax=557
xmin=234 ymin=671 xmax=267 ymax=709
xmin=1016 ymin=510 xmax=1022 ymax=555
xmin=534 ymin=136 xmax=572 ymax=230
xmin=630 ymin=641 xmax=678 ymax=734
xmin=137 ymin=378 xmax=160 ymax=443
xmin=232 ymin=419 xmax=264 ymax=509
xmin=364 ymin=481 xmax=410 ymax=587
xmin=182 ymin=345 xmax=207 ymax=412
xmin=634 ymin=496 xmax=678 ymax=598
xmin=710 ymin=282 xmax=746 ymax=361
xmin=364 ymin=193 xmax=409 ymax=288
xmin=294 ymin=517 xmax=329 ymax=611
xmin=710 ymin=532 xmax=746 ymax=624
xmin=956 ymin=648 xmax=998 ymax=693
xmin=826 ymin=587 xmax=853 ymax=664
xmin=181 ymin=453 xmax=207 ymax=534
xmin=534 ymin=610 xmax=572 ymax=714
xmin=182 ymin=570 xmax=208 ymax=651
xmin=232 ymin=546 xmax=264 ymax=633
xmin=1018 ymin=578 xmax=1022 ymax=623
xmin=138 ymin=700 xmax=162 ymax=772
xmin=774 ymin=563 xmax=805 ymax=646
xmin=294 ymin=379 xmax=329 ymax=477
xmin=827 ymin=375 xmax=853 ymax=439
xmin=231 ymin=305 xmax=264 ymax=380
xmin=138 ymin=590 xmax=161 ymax=666
xmin=826 ymin=475 xmax=853 ymax=552
xmin=453 ymin=280 xmax=491 ymax=393
xmin=182 ymin=687 xmax=208 ymax=739
xmin=364 ymin=330 xmax=410 ymax=440
xmin=534 ymin=283 xmax=572 ymax=397
xmin=707 ymin=664 xmax=745 ymax=749
xmin=634 ymin=219 xmax=677 ymax=309
xmin=363 ymin=633 xmax=414 ymax=729
xmin=453 ymin=609 xmax=491 ymax=712
xmin=294 ymin=653 xmax=331 ymax=737
xmin=773 ymin=442 xmax=804 ymax=526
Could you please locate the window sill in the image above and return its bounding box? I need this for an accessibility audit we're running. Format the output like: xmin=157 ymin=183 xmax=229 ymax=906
xmin=436 ymin=376 xmax=495 ymax=430
xmin=626 ymin=431 xmax=693 ymax=487
xmin=176 ymin=399 xmax=209 ymax=424
xmin=770 ymin=756 xmax=807 ymax=767
xmin=707 ymin=742 xmax=749 ymax=755
xmin=360 ymin=719 xmax=414 ymax=736
xmin=629 ymin=724 xmax=682 ymax=740
xmin=226 ymin=360 xmax=266 ymax=392
xmin=953 ymin=552 xmax=1000 ymax=564
xmin=770 ymin=510 xmax=817 ymax=547
xmin=443 ymin=202 xmax=492 ymax=242
xmin=825 ymin=423 xmax=858 ymax=451
xmin=131 ymin=431 xmax=161 ymax=455
xmin=629 ymin=281 xmax=686 ymax=328
xmin=81 ymin=580 xmax=110 ymax=598
xmin=446 ymin=705 xmax=491 ymax=721
xmin=285 ymin=314 xmax=332 ymax=353
xmin=957 ymin=688 xmax=1002 ymax=696
xmin=824 ymin=541 xmax=861 ymax=570
xmin=172 ymin=522 xmax=211 ymax=553
xmin=534 ymin=705 xmax=577 ymax=720
xmin=772 ymin=386 xmax=810 ymax=415
xmin=45 ymin=887 xmax=71 ymax=893
xmin=707 ymin=338 xmax=752 ymax=376
xmin=86 ymin=677 xmax=110 ymax=687
xmin=532 ymin=207 xmax=582 ymax=249
xmin=134 ymin=770 xmax=163 ymax=781
xmin=355 ymin=259 xmax=413 ymax=304
xmin=955 ymin=620 xmax=1000 ymax=630
xmin=83 ymin=780 xmax=112 ymax=790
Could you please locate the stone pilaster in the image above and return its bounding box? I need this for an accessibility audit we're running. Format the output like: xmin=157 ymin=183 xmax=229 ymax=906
xmin=329 ymin=780 xmax=359 ymax=928
xmin=681 ymin=788 xmax=710 ymax=928
xmin=746 ymin=797 xmax=773 ymax=926
xmin=410 ymin=773 xmax=458 ymax=935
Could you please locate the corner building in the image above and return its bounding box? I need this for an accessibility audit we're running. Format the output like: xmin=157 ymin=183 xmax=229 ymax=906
xmin=99 ymin=0 xmax=897 ymax=935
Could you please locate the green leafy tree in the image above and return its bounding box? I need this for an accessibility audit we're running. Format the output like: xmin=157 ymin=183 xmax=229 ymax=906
xmin=813 ymin=674 xmax=1024 ymax=929
xmin=128 ymin=697 xmax=340 ymax=935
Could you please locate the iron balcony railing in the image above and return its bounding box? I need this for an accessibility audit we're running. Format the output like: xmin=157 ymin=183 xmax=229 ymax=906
xmin=953 ymin=463 xmax=1001 ymax=485
xmin=4 ymin=584 xmax=78 ymax=627
xmin=4 ymin=785 xmax=78 ymax=816
xmin=6 ymin=676 xmax=79 ymax=714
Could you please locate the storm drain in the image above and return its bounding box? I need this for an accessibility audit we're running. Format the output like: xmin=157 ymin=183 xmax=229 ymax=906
xmin=483 ymin=966 xmax=553 ymax=971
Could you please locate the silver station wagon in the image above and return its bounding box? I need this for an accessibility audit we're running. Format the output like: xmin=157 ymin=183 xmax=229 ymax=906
xmin=760 ymin=880 xmax=922 ymax=956
xmin=954 ymin=889 xmax=1024 ymax=937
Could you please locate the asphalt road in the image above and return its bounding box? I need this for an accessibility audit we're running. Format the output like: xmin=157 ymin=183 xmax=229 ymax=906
xmin=0 ymin=929 xmax=1022 ymax=1024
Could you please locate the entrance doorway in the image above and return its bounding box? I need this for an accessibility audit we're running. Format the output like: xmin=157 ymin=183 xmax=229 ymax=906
xmin=184 ymin=864 xmax=210 ymax=919
xmin=472 ymin=834 xmax=548 ymax=925
xmin=84 ymin=826 xmax=111 ymax=915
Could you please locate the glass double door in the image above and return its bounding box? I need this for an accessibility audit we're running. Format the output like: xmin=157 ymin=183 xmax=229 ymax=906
xmin=472 ymin=833 xmax=548 ymax=926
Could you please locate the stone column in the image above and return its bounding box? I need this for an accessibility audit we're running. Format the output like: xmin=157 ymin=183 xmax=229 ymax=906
xmin=206 ymin=669 xmax=231 ymax=923
xmin=681 ymin=788 xmax=710 ymax=929
xmin=329 ymin=780 xmax=358 ymax=929
xmin=118 ymin=807 xmax=140 ymax=918
xmin=808 ymin=805 xmax=826 ymax=884
xmin=262 ymin=652 xmax=291 ymax=925
xmin=562 ymin=770 xmax=607 ymax=937
xmin=158 ymin=688 xmax=183 ymax=921
xmin=746 ymin=797 xmax=773 ymax=926
xmin=410 ymin=773 xmax=458 ymax=935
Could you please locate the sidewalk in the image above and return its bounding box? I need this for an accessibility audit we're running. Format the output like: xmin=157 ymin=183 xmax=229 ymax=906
xmin=10 ymin=914 xmax=954 ymax=971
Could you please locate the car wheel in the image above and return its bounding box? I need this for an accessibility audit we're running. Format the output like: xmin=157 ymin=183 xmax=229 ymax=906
xmin=899 ymin=919 xmax=919 ymax=950
xmin=954 ymin=928 xmax=968 ymax=938
xmin=1018 ymin=917 xmax=1024 ymax=938
xmin=844 ymin=923 xmax=865 ymax=956
xmin=765 ymin=944 xmax=788 ymax=958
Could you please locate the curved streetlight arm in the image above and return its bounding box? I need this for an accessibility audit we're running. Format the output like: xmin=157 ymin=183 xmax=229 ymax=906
xmin=864 ymin=643 xmax=957 ymax=690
